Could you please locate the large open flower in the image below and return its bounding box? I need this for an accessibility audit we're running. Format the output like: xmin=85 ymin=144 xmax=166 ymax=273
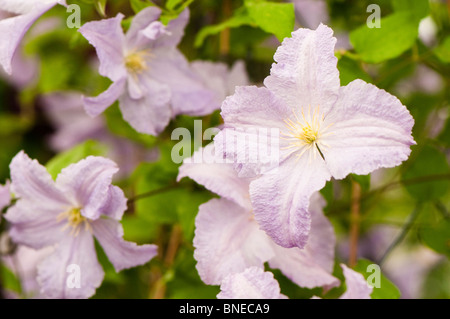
xmin=5 ymin=151 xmax=157 ymax=298
xmin=178 ymin=144 xmax=339 ymax=289
xmin=79 ymin=7 xmax=218 ymax=135
xmin=215 ymin=24 xmax=415 ymax=249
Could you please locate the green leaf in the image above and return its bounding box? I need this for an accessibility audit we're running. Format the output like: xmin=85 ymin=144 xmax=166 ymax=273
xmin=350 ymin=12 xmax=419 ymax=63
xmin=0 ymin=264 xmax=22 ymax=295
xmin=354 ymin=259 xmax=401 ymax=299
xmin=392 ymin=0 xmax=430 ymax=22
xmin=337 ymin=56 xmax=372 ymax=86
xmin=195 ymin=0 xmax=295 ymax=47
xmin=434 ymin=36 xmax=450 ymax=64
xmin=45 ymin=140 xmax=106 ymax=179
xmin=195 ymin=8 xmax=254 ymax=48
xmin=130 ymin=0 xmax=155 ymax=14
xmin=402 ymin=145 xmax=450 ymax=201
xmin=245 ymin=0 xmax=295 ymax=42
xmin=419 ymin=205 xmax=450 ymax=258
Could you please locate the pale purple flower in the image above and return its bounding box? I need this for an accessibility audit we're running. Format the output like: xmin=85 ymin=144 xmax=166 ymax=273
xmin=2 ymin=246 xmax=53 ymax=298
xmin=217 ymin=267 xmax=288 ymax=299
xmin=5 ymin=151 xmax=157 ymax=298
xmin=178 ymin=144 xmax=339 ymax=289
xmin=191 ymin=60 xmax=250 ymax=105
xmin=79 ymin=7 xmax=218 ymax=135
xmin=0 ymin=0 xmax=66 ymax=74
xmin=42 ymin=92 xmax=160 ymax=178
xmin=215 ymin=25 xmax=415 ymax=249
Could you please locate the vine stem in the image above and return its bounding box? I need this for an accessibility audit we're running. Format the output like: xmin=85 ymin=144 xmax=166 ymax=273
xmin=349 ymin=180 xmax=361 ymax=267
xmin=219 ymin=0 xmax=232 ymax=56
xmin=378 ymin=203 xmax=422 ymax=266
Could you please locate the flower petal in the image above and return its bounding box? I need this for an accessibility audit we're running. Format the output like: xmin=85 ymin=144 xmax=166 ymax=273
xmin=118 ymin=78 xmax=171 ymax=135
xmin=78 ymin=14 xmax=127 ymax=81
xmin=340 ymin=264 xmax=373 ymax=299
xmin=217 ymin=267 xmax=287 ymax=299
xmin=5 ymin=199 xmax=66 ymax=249
xmin=264 ymin=24 xmax=340 ymax=112
xmin=148 ymin=49 xmax=217 ymax=117
xmin=155 ymin=9 xmax=189 ymax=48
xmin=268 ymin=193 xmax=339 ymax=289
xmin=83 ymin=78 xmax=127 ymax=117
xmin=125 ymin=6 xmax=162 ymax=49
xmin=324 ymin=79 xmax=416 ymax=179
xmin=91 ymin=218 xmax=157 ymax=272
xmin=178 ymin=144 xmax=252 ymax=210
xmin=9 ymin=151 xmax=68 ymax=206
xmin=214 ymin=86 xmax=290 ymax=178
xmin=0 ymin=1 xmax=57 ymax=74
xmin=37 ymin=231 xmax=104 ymax=299
xmin=249 ymin=155 xmax=331 ymax=249
xmin=55 ymin=156 xmax=120 ymax=220
xmin=193 ymin=199 xmax=274 ymax=285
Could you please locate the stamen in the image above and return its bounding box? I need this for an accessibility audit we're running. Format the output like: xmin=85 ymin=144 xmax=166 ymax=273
xmin=57 ymin=207 xmax=91 ymax=237
xmin=124 ymin=50 xmax=152 ymax=74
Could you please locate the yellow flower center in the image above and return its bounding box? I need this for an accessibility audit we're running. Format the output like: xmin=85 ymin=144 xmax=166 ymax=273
xmin=281 ymin=105 xmax=333 ymax=161
xmin=124 ymin=51 xmax=150 ymax=74
xmin=57 ymin=207 xmax=91 ymax=237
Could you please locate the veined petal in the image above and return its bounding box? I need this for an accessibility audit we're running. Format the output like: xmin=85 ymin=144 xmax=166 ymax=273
xmin=178 ymin=144 xmax=252 ymax=210
xmin=78 ymin=14 xmax=127 ymax=81
xmin=324 ymin=79 xmax=416 ymax=179
xmin=118 ymin=78 xmax=171 ymax=136
xmin=9 ymin=151 xmax=68 ymax=206
xmin=193 ymin=199 xmax=274 ymax=285
xmin=249 ymin=155 xmax=331 ymax=249
xmin=5 ymin=199 xmax=67 ymax=249
xmin=55 ymin=156 xmax=120 ymax=220
xmin=91 ymin=218 xmax=157 ymax=272
xmin=0 ymin=1 xmax=57 ymax=74
xmin=214 ymin=86 xmax=290 ymax=178
xmin=125 ymin=6 xmax=162 ymax=49
xmin=340 ymin=264 xmax=373 ymax=299
xmin=268 ymin=194 xmax=339 ymax=289
xmin=149 ymin=49 xmax=217 ymax=117
xmin=83 ymin=78 xmax=127 ymax=117
xmin=96 ymin=185 xmax=127 ymax=220
xmin=217 ymin=267 xmax=287 ymax=299
xmin=264 ymin=24 xmax=340 ymax=112
xmin=37 ymin=231 xmax=104 ymax=299
xmin=154 ymin=9 xmax=190 ymax=48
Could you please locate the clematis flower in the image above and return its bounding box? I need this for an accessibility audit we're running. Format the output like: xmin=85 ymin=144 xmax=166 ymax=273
xmin=79 ymin=7 xmax=218 ymax=135
xmin=217 ymin=267 xmax=287 ymax=299
xmin=215 ymin=24 xmax=415 ymax=249
xmin=5 ymin=151 xmax=157 ymax=298
xmin=178 ymin=144 xmax=339 ymax=289
xmin=0 ymin=0 xmax=66 ymax=74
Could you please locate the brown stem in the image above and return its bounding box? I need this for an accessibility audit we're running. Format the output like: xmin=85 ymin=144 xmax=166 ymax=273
xmin=149 ymin=225 xmax=183 ymax=299
xmin=219 ymin=0 xmax=232 ymax=57
xmin=349 ymin=180 xmax=361 ymax=267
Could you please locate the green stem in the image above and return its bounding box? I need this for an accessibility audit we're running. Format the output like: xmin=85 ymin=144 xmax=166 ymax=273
xmin=378 ymin=203 xmax=422 ymax=266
